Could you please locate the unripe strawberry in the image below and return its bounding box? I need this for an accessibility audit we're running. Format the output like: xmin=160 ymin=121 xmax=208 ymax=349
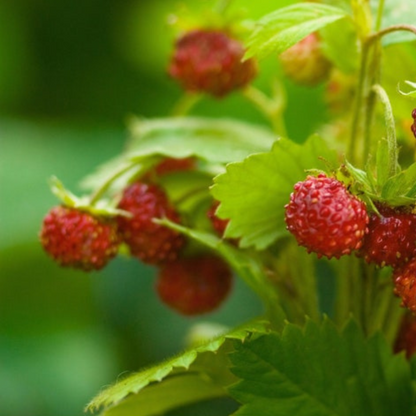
xmin=279 ymin=33 xmax=331 ymax=86
xmin=156 ymin=254 xmax=233 ymax=316
xmin=117 ymin=181 xmax=185 ymax=265
xmin=284 ymin=174 xmax=368 ymax=259
xmin=359 ymin=204 xmax=416 ymax=268
xmin=168 ymin=29 xmax=257 ymax=97
xmin=40 ymin=206 xmax=120 ymax=271
xmin=393 ymin=258 xmax=416 ymax=313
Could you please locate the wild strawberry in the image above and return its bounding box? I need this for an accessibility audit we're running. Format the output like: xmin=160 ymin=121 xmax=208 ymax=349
xmin=394 ymin=312 xmax=416 ymax=358
xmin=279 ymin=33 xmax=331 ymax=86
xmin=168 ymin=29 xmax=257 ymax=97
xmin=117 ymin=181 xmax=185 ymax=265
xmin=393 ymin=258 xmax=416 ymax=313
xmin=207 ymin=201 xmax=229 ymax=237
xmin=359 ymin=204 xmax=416 ymax=268
xmin=40 ymin=206 xmax=120 ymax=271
xmin=284 ymin=174 xmax=368 ymax=259
xmin=156 ymin=254 xmax=233 ymax=316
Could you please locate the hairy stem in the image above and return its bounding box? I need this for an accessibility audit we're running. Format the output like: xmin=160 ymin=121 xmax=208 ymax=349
xmin=371 ymin=84 xmax=398 ymax=177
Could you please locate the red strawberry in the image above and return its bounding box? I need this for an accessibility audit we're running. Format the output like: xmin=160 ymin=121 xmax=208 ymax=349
xmin=117 ymin=181 xmax=185 ymax=265
xmin=359 ymin=204 xmax=416 ymax=268
xmin=394 ymin=312 xmax=416 ymax=358
xmin=279 ymin=33 xmax=331 ymax=86
xmin=207 ymin=201 xmax=229 ymax=237
xmin=40 ymin=206 xmax=120 ymax=271
xmin=284 ymin=174 xmax=368 ymax=259
xmin=168 ymin=29 xmax=257 ymax=97
xmin=393 ymin=258 xmax=416 ymax=313
xmin=156 ymin=254 xmax=233 ymax=316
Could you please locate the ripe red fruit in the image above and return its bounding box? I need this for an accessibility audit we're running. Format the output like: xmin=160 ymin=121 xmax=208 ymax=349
xmin=359 ymin=204 xmax=416 ymax=268
xmin=393 ymin=258 xmax=416 ymax=313
xmin=168 ymin=29 xmax=257 ymax=97
xmin=117 ymin=181 xmax=185 ymax=265
xmin=279 ymin=33 xmax=331 ymax=86
xmin=156 ymin=254 xmax=233 ymax=315
xmin=207 ymin=201 xmax=229 ymax=237
xmin=284 ymin=174 xmax=368 ymax=259
xmin=40 ymin=206 xmax=120 ymax=271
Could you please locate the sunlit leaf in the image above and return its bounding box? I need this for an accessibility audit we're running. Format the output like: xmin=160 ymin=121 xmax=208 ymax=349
xmin=245 ymin=3 xmax=349 ymax=60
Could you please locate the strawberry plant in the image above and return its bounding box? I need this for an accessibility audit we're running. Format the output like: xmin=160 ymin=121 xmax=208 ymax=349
xmin=38 ymin=0 xmax=416 ymax=414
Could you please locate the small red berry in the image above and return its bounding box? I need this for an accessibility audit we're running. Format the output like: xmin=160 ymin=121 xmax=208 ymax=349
xmin=40 ymin=206 xmax=120 ymax=271
xmin=412 ymin=108 xmax=416 ymax=120
xmin=359 ymin=204 xmax=416 ymax=268
xmin=168 ymin=29 xmax=257 ymax=97
xmin=284 ymin=174 xmax=368 ymax=259
xmin=156 ymin=254 xmax=233 ymax=316
xmin=207 ymin=201 xmax=229 ymax=237
xmin=393 ymin=258 xmax=416 ymax=313
xmin=279 ymin=33 xmax=331 ymax=86
xmin=117 ymin=181 xmax=185 ymax=265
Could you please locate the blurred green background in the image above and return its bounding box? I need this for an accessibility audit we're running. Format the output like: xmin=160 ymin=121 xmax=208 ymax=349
xmin=0 ymin=0 xmax=328 ymax=415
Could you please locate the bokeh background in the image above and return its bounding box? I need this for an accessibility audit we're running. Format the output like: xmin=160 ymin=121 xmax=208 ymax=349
xmin=0 ymin=0 xmax=328 ymax=415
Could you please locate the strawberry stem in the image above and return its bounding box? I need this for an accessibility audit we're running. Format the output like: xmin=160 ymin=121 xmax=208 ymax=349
xmin=89 ymin=160 xmax=140 ymax=206
xmin=371 ymin=84 xmax=398 ymax=177
xmin=242 ymin=84 xmax=287 ymax=136
xmin=171 ymin=92 xmax=202 ymax=116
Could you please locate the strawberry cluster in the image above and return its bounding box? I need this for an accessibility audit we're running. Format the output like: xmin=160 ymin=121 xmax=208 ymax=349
xmin=40 ymin=158 xmax=233 ymax=316
xmin=285 ymin=175 xmax=416 ymax=315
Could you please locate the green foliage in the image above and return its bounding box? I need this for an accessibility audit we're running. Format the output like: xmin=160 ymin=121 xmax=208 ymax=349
xmin=126 ymin=117 xmax=277 ymax=164
xmin=229 ymin=319 xmax=414 ymax=416
xmin=371 ymin=0 xmax=416 ymax=45
xmin=245 ymin=3 xmax=349 ymax=60
xmin=81 ymin=116 xmax=277 ymax=195
xmin=86 ymin=320 xmax=269 ymax=415
xmin=211 ymin=135 xmax=338 ymax=250
xmin=346 ymin=157 xmax=416 ymax=207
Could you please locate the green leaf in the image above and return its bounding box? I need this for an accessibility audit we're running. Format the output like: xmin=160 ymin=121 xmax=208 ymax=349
xmin=229 ymin=319 xmax=414 ymax=416
xmin=126 ymin=116 xmax=277 ymax=164
xmin=371 ymin=0 xmax=416 ymax=46
xmin=100 ymin=374 xmax=227 ymax=416
xmin=156 ymin=219 xmax=286 ymax=328
xmin=86 ymin=320 xmax=269 ymax=414
xmin=211 ymin=136 xmax=338 ymax=250
xmin=245 ymin=3 xmax=349 ymax=60
xmin=381 ymin=162 xmax=416 ymax=205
